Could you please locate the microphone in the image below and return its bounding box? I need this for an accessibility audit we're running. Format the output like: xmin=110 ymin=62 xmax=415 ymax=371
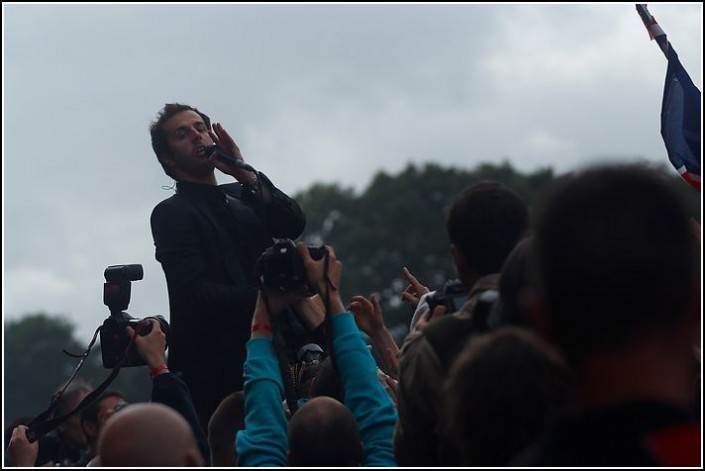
xmin=204 ymin=144 xmax=255 ymax=172
xmin=204 ymin=143 xmax=218 ymax=157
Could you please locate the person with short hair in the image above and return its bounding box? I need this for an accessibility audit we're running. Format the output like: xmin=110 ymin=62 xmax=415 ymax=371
xmin=98 ymin=403 xmax=203 ymax=467
xmin=515 ymin=164 xmax=700 ymax=466
xmin=149 ymin=103 xmax=306 ymax=428
xmin=76 ymin=390 xmax=127 ymax=466
xmin=394 ymin=181 xmax=529 ymax=466
xmin=441 ymin=326 xmax=569 ymax=466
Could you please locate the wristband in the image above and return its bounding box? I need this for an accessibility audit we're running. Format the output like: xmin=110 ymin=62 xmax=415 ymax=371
xmin=251 ymin=323 xmax=272 ymax=334
xmin=148 ymin=364 xmax=169 ymax=378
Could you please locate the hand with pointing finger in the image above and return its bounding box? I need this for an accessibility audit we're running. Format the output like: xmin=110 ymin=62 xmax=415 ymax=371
xmin=400 ymin=267 xmax=430 ymax=310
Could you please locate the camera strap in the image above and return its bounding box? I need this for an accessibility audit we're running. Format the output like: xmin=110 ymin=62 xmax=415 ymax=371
xmin=319 ymin=249 xmax=343 ymax=399
xmin=257 ymin=247 xmax=341 ymax=414
xmin=25 ymin=325 xmax=135 ymax=443
xmin=260 ymin=289 xmax=303 ymax=416
xmin=321 ymin=250 xmax=332 ymax=313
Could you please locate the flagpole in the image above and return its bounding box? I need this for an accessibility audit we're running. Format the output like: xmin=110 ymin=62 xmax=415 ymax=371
xmin=635 ymin=4 xmax=669 ymax=57
xmin=635 ymin=3 xmax=701 ymax=192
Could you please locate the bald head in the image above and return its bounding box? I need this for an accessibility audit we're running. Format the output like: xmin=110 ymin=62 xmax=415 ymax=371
xmin=288 ymin=396 xmax=363 ymax=466
xmin=98 ymin=403 xmax=203 ymax=467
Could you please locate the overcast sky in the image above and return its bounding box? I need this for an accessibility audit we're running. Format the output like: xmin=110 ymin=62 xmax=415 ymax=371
xmin=3 ymin=3 xmax=702 ymax=342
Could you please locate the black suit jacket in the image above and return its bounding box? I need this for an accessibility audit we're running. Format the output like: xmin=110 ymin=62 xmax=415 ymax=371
xmin=150 ymin=175 xmax=305 ymax=418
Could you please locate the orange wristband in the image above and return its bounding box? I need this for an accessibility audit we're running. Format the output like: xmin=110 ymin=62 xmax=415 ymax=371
xmin=149 ymin=364 xmax=169 ymax=378
xmin=251 ymin=323 xmax=272 ymax=334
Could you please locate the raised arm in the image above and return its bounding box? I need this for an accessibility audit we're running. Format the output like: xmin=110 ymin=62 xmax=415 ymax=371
xmin=236 ymin=289 xmax=304 ymax=467
xmin=128 ymin=319 xmax=210 ymax=466
xmin=349 ymin=294 xmax=400 ymax=379
xmin=298 ymin=243 xmax=397 ymax=466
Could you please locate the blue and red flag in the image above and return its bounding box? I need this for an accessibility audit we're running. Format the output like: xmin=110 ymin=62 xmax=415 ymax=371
xmin=636 ymin=4 xmax=701 ymax=191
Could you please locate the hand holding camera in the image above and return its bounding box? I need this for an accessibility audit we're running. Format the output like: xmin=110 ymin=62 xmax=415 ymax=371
xmin=253 ymin=238 xmax=344 ymax=316
xmin=126 ymin=318 xmax=168 ymax=369
xmin=296 ymin=241 xmax=345 ymax=315
xmin=254 ymin=238 xmax=326 ymax=293
xmin=426 ymin=279 xmax=469 ymax=315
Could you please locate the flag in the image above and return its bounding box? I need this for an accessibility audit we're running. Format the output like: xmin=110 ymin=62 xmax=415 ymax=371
xmin=636 ymin=4 xmax=701 ymax=191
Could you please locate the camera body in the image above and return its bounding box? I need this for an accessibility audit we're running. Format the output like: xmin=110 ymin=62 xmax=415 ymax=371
xmin=426 ymin=279 xmax=470 ymax=315
xmin=100 ymin=264 xmax=170 ymax=368
xmin=100 ymin=313 xmax=170 ymax=368
xmin=426 ymin=279 xmax=500 ymax=332
xmin=254 ymin=238 xmax=327 ymax=292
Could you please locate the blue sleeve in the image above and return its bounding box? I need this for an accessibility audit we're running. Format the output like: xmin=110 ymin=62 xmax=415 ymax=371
xmin=332 ymin=313 xmax=398 ymax=467
xmin=235 ymin=338 xmax=289 ymax=467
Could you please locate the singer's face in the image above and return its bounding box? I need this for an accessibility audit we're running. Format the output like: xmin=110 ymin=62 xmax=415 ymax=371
xmin=163 ymin=110 xmax=214 ymax=174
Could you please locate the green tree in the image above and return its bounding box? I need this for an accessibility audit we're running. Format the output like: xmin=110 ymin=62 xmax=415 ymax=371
xmin=5 ymin=313 xmax=86 ymax=423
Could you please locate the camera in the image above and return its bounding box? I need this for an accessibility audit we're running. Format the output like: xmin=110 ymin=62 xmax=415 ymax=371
xmin=254 ymin=238 xmax=327 ymax=292
xmin=426 ymin=279 xmax=500 ymax=332
xmin=426 ymin=279 xmax=470 ymax=315
xmin=100 ymin=264 xmax=170 ymax=368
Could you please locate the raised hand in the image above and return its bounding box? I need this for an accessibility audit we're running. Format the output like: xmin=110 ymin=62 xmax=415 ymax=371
xmin=208 ymin=122 xmax=257 ymax=183
xmin=400 ymin=267 xmax=430 ymax=310
xmin=349 ymin=294 xmax=385 ymax=336
xmin=209 ymin=122 xmax=243 ymax=163
xmin=297 ymin=243 xmax=344 ymax=315
xmin=126 ymin=318 xmax=167 ymax=369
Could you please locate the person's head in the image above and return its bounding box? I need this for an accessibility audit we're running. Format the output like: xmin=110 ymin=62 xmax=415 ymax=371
xmin=491 ymin=236 xmax=534 ymax=328
xmin=287 ymin=396 xmax=363 ymax=466
xmin=441 ymin=326 xmax=569 ymax=466
xmin=149 ymin=103 xmax=214 ymax=180
xmin=446 ymin=181 xmax=529 ymax=283
xmin=79 ymin=390 xmax=127 ymax=452
xmin=208 ymin=391 xmax=245 ymax=467
xmin=98 ymin=402 xmax=203 ymax=467
xmin=531 ymin=164 xmax=699 ymax=363
xmin=52 ymin=378 xmax=92 ymax=454
xmin=308 ymin=355 xmax=344 ymax=402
